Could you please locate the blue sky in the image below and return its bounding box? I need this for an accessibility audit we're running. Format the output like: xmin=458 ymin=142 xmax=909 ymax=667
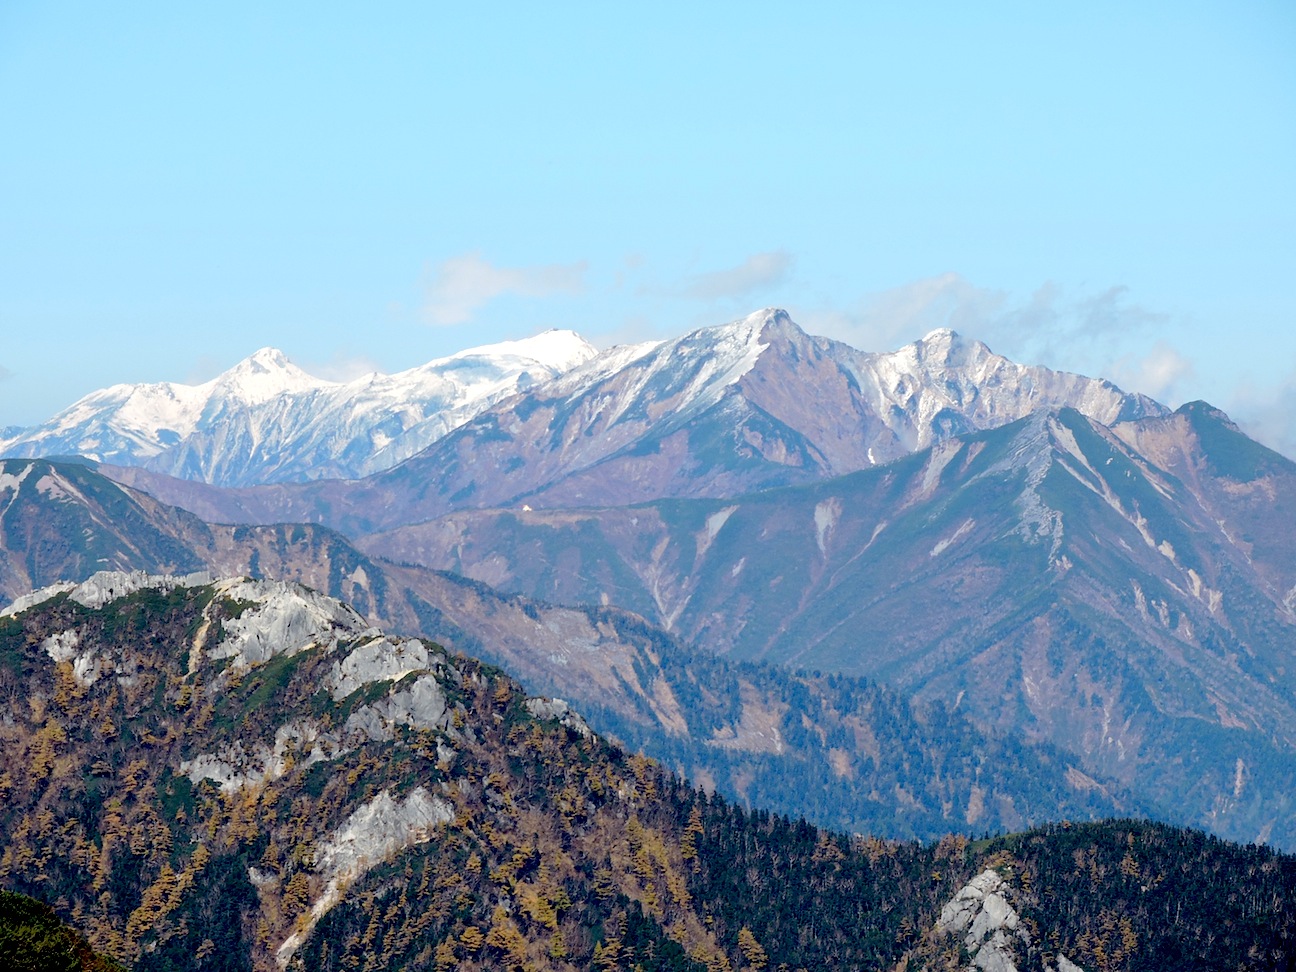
xmin=2 ymin=2 xmax=1294 ymax=454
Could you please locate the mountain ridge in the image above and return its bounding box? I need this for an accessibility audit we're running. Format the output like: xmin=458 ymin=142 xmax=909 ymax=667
xmin=68 ymin=310 xmax=1169 ymax=536
xmin=0 ymin=458 xmax=1138 ymax=844
xmin=1 ymin=572 xmax=1291 ymax=971
xmin=0 ymin=329 xmax=598 ymax=486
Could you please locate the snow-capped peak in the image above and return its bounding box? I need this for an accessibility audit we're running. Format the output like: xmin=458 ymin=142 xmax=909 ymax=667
xmin=905 ymin=328 xmax=992 ymax=369
xmin=206 ymin=348 xmax=328 ymax=405
xmin=453 ymin=329 xmax=598 ymax=371
xmin=0 ymin=332 xmax=601 ymax=482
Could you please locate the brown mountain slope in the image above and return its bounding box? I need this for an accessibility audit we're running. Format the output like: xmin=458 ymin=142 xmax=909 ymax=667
xmin=359 ymin=405 xmax=1296 ymax=846
xmin=0 ymin=457 xmax=1130 ymax=843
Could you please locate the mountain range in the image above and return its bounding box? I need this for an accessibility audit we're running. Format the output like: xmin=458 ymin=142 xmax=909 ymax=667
xmin=0 ymin=331 xmax=596 ymax=486
xmin=8 ymin=310 xmax=1164 ymax=534
xmin=0 ymin=456 xmax=1136 ymax=843
xmin=3 ymin=308 xmax=1296 ymax=967
xmin=3 ymin=311 xmax=1295 ymax=849
xmin=368 ymin=400 xmax=1296 ymax=846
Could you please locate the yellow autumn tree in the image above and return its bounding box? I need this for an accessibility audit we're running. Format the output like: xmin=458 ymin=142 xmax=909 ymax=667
xmin=737 ymin=926 xmax=768 ymax=970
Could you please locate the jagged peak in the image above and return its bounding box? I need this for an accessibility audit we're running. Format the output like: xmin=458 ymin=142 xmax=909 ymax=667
xmin=211 ymin=347 xmax=325 ymax=399
xmin=214 ymin=346 xmax=315 ymax=384
xmin=920 ymin=326 xmax=961 ymax=343
xmin=901 ymin=327 xmax=993 ymax=368
xmin=675 ymin=307 xmax=804 ymax=354
xmin=748 ymin=306 xmax=795 ymax=328
xmin=243 ymin=346 xmax=294 ymax=369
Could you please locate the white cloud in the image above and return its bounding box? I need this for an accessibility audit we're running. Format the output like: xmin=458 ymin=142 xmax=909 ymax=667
xmin=423 ymin=252 xmax=587 ymax=326
xmin=679 ymin=251 xmax=794 ymax=301
xmin=1108 ymin=341 xmax=1195 ymax=404
xmin=300 ymin=352 xmax=386 ymax=382
xmin=799 ymin=272 xmax=1009 ymax=351
xmin=1231 ymin=369 xmax=1296 ymax=461
xmin=803 ymin=272 xmax=1178 ymax=374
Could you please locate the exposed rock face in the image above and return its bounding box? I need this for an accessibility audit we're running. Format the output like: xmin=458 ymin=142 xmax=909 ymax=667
xmin=209 ymin=578 xmax=369 ymax=671
xmin=326 ymin=635 xmax=439 ymax=699
xmin=524 ymin=696 xmax=592 ymax=737
xmin=276 ymin=786 xmax=455 ymax=966
xmin=936 ymin=869 xmax=1085 ymax=972
xmin=343 ymin=674 xmax=451 ymax=741
xmin=1 ymin=570 xmax=610 ymax=968
xmin=938 ymin=869 xmax=1030 ymax=972
xmin=2 ymin=568 xmax=213 ymax=618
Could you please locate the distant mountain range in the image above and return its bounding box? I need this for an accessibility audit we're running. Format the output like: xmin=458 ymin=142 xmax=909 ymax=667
xmin=6 ymin=310 xmax=1165 ymax=533
xmin=370 ymin=401 xmax=1296 ymax=846
xmin=0 ymin=330 xmax=596 ymax=486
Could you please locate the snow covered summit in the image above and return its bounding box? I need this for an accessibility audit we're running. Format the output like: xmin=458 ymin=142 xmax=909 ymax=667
xmin=0 ymin=330 xmax=598 ymax=486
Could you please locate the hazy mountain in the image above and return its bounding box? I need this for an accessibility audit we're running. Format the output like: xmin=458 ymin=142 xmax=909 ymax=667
xmin=1 ymin=573 xmax=1289 ymax=971
xmin=364 ymin=403 xmax=1296 ymax=847
xmin=0 ymin=331 xmax=597 ymax=486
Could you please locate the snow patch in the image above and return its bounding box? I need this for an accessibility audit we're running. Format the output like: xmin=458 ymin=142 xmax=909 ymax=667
xmin=697 ymin=506 xmax=737 ymax=558
xmin=0 ymin=464 xmax=33 ymax=519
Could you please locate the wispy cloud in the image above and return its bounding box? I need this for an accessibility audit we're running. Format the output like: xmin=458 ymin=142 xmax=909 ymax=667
xmin=794 ymin=272 xmax=1201 ymax=406
xmin=1232 ymin=368 xmax=1296 ymax=461
xmin=798 ymin=272 xmax=1008 ymax=351
xmin=1108 ymin=341 xmax=1195 ymax=404
xmin=677 ymin=251 xmax=794 ymax=301
xmin=0 ymin=364 xmax=12 ymax=382
xmin=300 ymin=352 xmax=386 ymax=382
xmin=423 ymin=252 xmax=587 ymax=326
